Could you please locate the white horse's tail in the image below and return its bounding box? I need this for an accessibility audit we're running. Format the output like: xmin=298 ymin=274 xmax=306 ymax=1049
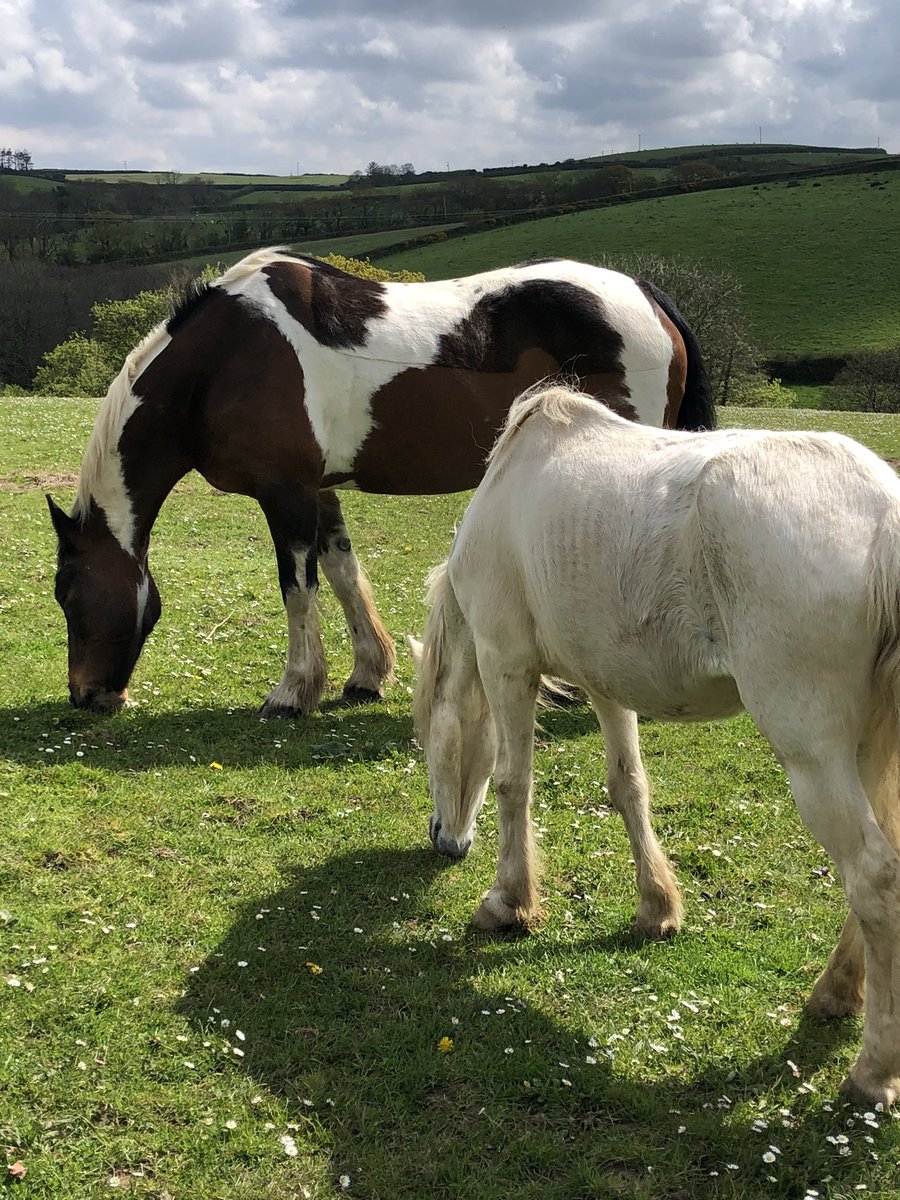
xmin=869 ymin=510 xmax=900 ymax=698
xmin=863 ymin=509 xmax=900 ymax=834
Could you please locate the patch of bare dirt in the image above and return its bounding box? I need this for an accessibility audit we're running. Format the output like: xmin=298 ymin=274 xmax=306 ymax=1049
xmin=0 ymin=471 xmax=78 ymax=492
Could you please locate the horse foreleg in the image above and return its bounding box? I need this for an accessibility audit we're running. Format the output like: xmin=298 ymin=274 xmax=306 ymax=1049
xmin=317 ymin=491 xmax=395 ymax=705
xmin=591 ymin=698 xmax=682 ymax=937
xmin=258 ymin=486 xmax=327 ymax=717
xmin=472 ymin=659 xmax=541 ymax=931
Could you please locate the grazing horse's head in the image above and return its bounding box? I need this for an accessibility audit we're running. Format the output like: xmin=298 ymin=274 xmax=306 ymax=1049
xmin=47 ymin=497 xmax=161 ymax=712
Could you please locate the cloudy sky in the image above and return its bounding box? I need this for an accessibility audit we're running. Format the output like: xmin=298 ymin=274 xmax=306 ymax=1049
xmin=1 ymin=0 xmax=897 ymax=175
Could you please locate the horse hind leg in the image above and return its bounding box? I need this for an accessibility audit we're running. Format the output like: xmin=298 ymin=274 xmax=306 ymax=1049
xmin=317 ymin=490 xmax=395 ymax=705
xmin=258 ymin=485 xmax=328 ymax=717
xmin=805 ymin=710 xmax=900 ymax=1019
xmin=781 ymin=735 xmax=900 ymax=1107
xmin=806 ymin=911 xmax=866 ymax=1018
xmin=591 ymin=697 xmax=682 ymax=938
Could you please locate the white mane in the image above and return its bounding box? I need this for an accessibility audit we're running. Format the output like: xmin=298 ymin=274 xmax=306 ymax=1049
xmin=213 ymin=246 xmax=305 ymax=290
xmin=72 ymin=322 xmax=171 ymax=532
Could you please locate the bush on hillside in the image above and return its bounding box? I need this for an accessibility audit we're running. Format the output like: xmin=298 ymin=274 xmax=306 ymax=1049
xmin=317 ymin=253 xmax=425 ymax=282
xmin=31 ymin=288 xmax=170 ymax=396
xmin=32 ymin=334 xmax=120 ymax=397
xmin=827 ymin=347 xmax=900 ymax=413
xmin=728 ymin=374 xmax=797 ymax=408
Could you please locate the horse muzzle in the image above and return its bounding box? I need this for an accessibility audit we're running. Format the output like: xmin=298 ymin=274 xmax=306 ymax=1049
xmin=429 ymin=814 xmax=472 ymax=860
xmin=69 ymin=683 xmax=128 ymax=713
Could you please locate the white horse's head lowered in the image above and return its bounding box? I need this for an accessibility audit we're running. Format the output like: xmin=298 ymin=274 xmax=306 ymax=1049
xmin=408 ymin=564 xmax=495 ymax=859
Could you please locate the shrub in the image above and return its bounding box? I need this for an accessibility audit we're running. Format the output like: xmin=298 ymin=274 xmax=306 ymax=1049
xmin=318 ymin=253 xmax=424 ymax=283
xmin=32 ymin=287 xmax=178 ymax=395
xmin=604 ymin=253 xmax=759 ymax=406
xmin=829 ymin=347 xmax=900 ymax=413
xmin=32 ymin=334 xmax=119 ymax=397
xmin=726 ymin=375 xmax=797 ymax=408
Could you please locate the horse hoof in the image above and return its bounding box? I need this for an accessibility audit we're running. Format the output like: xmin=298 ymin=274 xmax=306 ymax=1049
xmin=257 ymin=699 xmax=306 ymax=720
xmin=472 ymin=894 xmax=541 ymax=934
xmin=805 ymin=987 xmax=865 ymax=1019
xmin=341 ymin=685 xmax=383 ymax=706
xmin=635 ymin=914 xmax=681 ymax=939
xmin=841 ymin=1065 xmax=899 ymax=1108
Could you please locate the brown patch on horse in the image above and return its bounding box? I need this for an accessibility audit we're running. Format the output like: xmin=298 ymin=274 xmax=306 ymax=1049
xmin=434 ymin=278 xmax=627 ymax=374
xmin=262 ymin=260 xmax=386 ymax=348
xmin=126 ymin=289 xmax=325 ymax=500
xmin=346 ymin=350 xmax=636 ymax=494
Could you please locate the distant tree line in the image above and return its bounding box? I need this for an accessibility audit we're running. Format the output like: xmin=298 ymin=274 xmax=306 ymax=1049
xmin=0 ymin=147 xmax=33 ymax=172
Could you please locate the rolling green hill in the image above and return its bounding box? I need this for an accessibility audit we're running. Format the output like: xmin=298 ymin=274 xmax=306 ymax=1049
xmin=377 ymin=168 xmax=899 ymax=362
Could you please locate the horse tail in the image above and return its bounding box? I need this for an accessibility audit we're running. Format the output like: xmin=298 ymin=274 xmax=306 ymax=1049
xmin=862 ymin=507 xmax=900 ymax=836
xmin=638 ymin=279 xmax=716 ymax=431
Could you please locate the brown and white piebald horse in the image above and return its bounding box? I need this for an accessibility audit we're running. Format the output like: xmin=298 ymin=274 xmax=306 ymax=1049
xmin=48 ymin=247 xmax=714 ymax=716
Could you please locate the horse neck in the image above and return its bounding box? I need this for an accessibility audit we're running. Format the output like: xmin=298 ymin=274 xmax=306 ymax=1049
xmin=77 ymin=376 xmax=193 ymax=561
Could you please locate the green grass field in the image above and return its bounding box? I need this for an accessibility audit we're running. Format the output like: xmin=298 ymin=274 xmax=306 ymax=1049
xmin=4 ymin=400 xmax=900 ymax=1198
xmin=378 ymin=170 xmax=900 ymax=361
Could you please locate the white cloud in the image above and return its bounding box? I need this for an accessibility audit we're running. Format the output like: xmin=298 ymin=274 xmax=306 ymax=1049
xmin=0 ymin=0 xmax=895 ymax=172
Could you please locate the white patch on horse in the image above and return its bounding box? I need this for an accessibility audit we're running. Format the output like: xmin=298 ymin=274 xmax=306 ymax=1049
xmin=135 ymin=573 xmax=150 ymax=634
xmin=218 ymin=269 xmax=392 ymax=474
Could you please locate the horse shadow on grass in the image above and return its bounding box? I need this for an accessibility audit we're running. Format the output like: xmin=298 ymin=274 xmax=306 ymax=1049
xmin=2 ymin=694 xmax=607 ymax=774
xmin=0 ymin=700 xmax=418 ymax=771
xmin=177 ymin=845 xmax=887 ymax=1200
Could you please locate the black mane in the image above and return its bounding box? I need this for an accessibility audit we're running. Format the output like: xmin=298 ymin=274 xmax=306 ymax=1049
xmin=166 ymin=278 xmax=219 ymax=337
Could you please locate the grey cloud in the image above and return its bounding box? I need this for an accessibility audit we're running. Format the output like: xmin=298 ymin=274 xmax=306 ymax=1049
xmin=272 ymin=0 xmax=605 ymax=31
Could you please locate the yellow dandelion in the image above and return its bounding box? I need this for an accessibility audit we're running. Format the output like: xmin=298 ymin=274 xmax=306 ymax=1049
xmin=306 ymin=962 xmax=323 ymax=975
xmin=210 ymin=762 xmax=223 ymax=770
xmin=437 ymin=1036 xmax=454 ymax=1053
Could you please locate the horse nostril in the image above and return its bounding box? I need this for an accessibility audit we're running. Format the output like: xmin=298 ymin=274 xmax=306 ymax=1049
xmin=429 ymin=814 xmax=442 ymax=848
xmin=435 ymin=831 xmax=472 ymax=860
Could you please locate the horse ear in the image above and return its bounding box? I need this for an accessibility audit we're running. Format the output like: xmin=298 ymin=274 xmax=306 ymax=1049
xmin=46 ymin=494 xmax=76 ymax=540
xmin=407 ymin=635 xmax=424 ymax=672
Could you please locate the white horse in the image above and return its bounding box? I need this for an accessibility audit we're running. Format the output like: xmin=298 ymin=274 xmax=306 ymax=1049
xmin=410 ymin=385 xmax=900 ymax=1106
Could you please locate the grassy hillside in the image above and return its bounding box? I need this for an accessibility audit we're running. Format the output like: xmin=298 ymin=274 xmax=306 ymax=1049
xmin=377 ymin=168 xmax=899 ymax=361
xmin=581 ymin=143 xmax=882 ymax=167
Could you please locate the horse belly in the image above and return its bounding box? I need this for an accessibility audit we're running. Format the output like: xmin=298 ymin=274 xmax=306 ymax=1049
xmin=556 ymin=636 xmax=744 ymax=721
